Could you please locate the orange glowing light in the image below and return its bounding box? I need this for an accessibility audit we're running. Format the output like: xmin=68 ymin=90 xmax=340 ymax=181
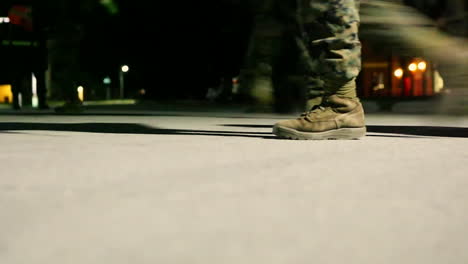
xmin=408 ymin=63 xmax=418 ymax=72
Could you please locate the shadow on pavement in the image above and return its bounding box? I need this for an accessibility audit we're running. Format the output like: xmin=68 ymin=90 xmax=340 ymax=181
xmin=0 ymin=122 xmax=276 ymax=139
xmin=367 ymin=125 xmax=468 ymax=138
xmin=0 ymin=111 xmax=280 ymax=119
xmin=2 ymin=122 xmax=467 ymax=139
xmin=221 ymin=124 xmax=468 ymax=138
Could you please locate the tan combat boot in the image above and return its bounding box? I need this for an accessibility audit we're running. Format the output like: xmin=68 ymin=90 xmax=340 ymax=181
xmin=273 ymin=95 xmax=366 ymax=140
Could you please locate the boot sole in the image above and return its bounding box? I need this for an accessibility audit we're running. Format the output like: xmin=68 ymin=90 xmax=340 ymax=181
xmin=273 ymin=125 xmax=366 ymax=140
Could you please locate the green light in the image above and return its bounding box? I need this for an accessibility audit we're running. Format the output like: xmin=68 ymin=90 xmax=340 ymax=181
xmin=1 ymin=40 xmax=38 ymax=47
xmin=100 ymin=0 xmax=119 ymax=15
xmin=103 ymin=77 xmax=111 ymax=85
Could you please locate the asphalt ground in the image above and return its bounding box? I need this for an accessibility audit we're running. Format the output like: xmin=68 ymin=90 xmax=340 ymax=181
xmin=1 ymin=107 xmax=468 ymax=264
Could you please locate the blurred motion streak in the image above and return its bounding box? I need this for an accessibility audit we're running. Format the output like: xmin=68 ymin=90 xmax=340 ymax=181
xmin=360 ymin=0 xmax=468 ymax=113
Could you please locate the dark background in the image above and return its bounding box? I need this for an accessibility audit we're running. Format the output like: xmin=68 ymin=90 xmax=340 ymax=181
xmin=1 ymin=0 xmax=465 ymax=102
xmin=1 ymin=0 xmax=253 ymax=100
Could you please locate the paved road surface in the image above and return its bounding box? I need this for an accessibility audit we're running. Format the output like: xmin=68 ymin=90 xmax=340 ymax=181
xmin=1 ymin=111 xmax=467 ymax=264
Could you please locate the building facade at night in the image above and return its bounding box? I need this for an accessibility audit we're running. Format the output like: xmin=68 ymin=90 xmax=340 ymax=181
xmin=0 ymin=2 xmax=47 ymax=109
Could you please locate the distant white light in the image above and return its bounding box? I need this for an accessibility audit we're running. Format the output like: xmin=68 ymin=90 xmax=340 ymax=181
xmin=408 ymin=63 xmax=418 ymax=72
xmin=121 ymin=65 xmax=129 ymax=73
xmin=418 ymin=61 xmax=427 ymax=71
xmin=77 ymin=86 xmax=84 ymax=102
xmin=394 ymin=68 xmax=404 ymax=78
xmin=103 ymin=77 xmax=111 ymax=85
xmin=32 ymin=73 xmax=38 ymax=108
xmin=32 ymin=73 xmax=37 ymax=95
xmin=0 ymin=17 xmax=10 ymax=23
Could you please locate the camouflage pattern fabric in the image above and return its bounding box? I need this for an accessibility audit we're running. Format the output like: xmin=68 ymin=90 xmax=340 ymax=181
xmin=295 ymin=0 xmax=361 ymax=98
xmin=244 ymin=0 xmax=361 ymax=108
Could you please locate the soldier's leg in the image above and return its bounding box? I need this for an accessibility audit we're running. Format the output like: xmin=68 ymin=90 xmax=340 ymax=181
xmin=300 ymin=0 xmax=362 ymax=98
xmin=244 ymin=0 xmax=310 ymax=112
xmin=240 ymin=0 xmax=287 ymax=109
xmin=272 ymin=0 xmax=327 ymax=109
xmin=273 ymin=0 xmax=366 ymax=140
xmin=272 ymin=30 xmax=311 ymax=113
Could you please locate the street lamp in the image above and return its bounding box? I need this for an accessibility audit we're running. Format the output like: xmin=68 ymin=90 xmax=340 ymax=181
xmin=119 ymin=65 xmax=129 ymax=99
xmin=103 ymin=76 xmax=112 ymax=100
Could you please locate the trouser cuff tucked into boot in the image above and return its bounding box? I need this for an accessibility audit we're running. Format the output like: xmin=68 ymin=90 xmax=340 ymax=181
xmin=324 ymin=78 xmax=358 ymax=99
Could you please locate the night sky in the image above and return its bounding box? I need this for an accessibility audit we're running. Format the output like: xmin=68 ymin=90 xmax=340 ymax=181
xmin=1 ymin=0 xmax=254 ymax=99
xmin=85 ymin=0 xmax=253 ymax=99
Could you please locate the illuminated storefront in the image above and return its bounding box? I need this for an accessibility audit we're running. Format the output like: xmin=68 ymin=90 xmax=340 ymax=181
xmin=0 ymin=84 xmax=13 ymax=103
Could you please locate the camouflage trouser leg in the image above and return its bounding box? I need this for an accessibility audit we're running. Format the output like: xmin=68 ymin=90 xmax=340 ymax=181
xmin=241 ymin=0 xmax=285 ymax=106
xmin=297 ymin=0 xmax=362 ymax=99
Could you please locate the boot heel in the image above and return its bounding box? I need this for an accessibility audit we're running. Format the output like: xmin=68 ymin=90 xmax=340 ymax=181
xmin=336 ymin=127 xmax=366 ymax=139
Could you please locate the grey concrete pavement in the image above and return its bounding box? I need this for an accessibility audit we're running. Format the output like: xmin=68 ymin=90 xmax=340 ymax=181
xmin=1 ymin=110 xmax=468 ymax=264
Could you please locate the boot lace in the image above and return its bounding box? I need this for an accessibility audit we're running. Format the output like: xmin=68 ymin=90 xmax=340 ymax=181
xmin=301 ymin=105 xmax=326 ymax=117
